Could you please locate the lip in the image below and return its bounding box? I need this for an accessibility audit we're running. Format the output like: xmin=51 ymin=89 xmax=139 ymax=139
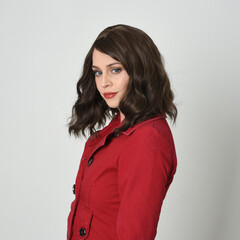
xmin=103 ymin=92 xmax=118 ymax=99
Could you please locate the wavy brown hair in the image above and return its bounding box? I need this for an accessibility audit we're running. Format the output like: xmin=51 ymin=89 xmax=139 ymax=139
xmin=67 ymin=24 xmax=177 ymax=137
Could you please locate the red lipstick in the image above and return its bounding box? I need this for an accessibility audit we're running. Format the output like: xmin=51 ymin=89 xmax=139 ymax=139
xmin=103 ymin=92 xmax=117 ymax=99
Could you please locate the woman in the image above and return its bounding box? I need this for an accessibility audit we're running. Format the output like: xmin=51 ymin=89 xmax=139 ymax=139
xmin=67 ymin=24 xmax=177 ymax=240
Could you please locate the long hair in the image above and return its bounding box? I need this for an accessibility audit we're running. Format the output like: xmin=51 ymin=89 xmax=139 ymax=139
xmin=68 ymin=24 xmax=177 ymax=137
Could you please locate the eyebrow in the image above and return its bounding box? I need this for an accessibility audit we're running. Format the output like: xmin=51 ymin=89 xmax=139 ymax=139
xmin=92 ymin=62 xmax=121 ymax=68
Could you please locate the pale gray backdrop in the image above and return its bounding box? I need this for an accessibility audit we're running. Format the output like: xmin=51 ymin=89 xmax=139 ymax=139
xmin=0 ymin=0 xmax=239 ymax=239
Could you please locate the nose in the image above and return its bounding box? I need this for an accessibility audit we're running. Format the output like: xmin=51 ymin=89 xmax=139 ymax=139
xmin=101 ymin=73 xmax=112 ymax=88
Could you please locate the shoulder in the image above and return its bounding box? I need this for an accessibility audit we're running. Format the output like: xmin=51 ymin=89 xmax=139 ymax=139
xmin=123 ymin=116 xmax=174 ymax=149
xmin=118 ymin=116 xmax=177 ymax=173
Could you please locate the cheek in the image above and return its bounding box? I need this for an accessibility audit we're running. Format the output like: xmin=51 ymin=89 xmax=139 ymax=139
xmin=117 ymin=72 xmax=129 ymax=90
xmin=121 ymin=77 xmax=129 ymax=92
xmin=95 ymin=80 xmax=101 ymax=92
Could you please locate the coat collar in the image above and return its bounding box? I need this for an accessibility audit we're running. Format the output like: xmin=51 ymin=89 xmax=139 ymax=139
xmin=86 ymin=114 xmax=120 ymax=147
xmin=87 ymin=113 xmax=166 ymax=145
xmin=85 ymin=113 xmax=166 ymax=160
xmin=121 ymin=114 xmax=166 ymax=136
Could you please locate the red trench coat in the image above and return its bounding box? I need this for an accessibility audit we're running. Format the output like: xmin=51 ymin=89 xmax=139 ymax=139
xmin=67 ymin=113 xmax=177 ymax=240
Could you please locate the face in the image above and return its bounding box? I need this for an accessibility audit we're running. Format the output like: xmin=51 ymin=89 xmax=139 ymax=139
xmin=92 ymin=48 xmax=129 ymax=110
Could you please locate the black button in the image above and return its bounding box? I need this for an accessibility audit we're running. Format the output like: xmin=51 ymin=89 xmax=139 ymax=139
xmin=79 ymin=228 xmax=86 ymax=236
xmin=72 ymin=184 xmax=75 ymax=194
xmin=87 ymin=156 xmax=94 ymax=167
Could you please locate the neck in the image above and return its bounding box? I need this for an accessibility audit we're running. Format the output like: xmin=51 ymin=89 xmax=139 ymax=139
xmin=119 ymin=111 xmax=125 ymax=122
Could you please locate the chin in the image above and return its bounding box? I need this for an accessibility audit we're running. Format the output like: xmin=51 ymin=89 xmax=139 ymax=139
xmin=105 ymin=100 xmax=120 ymax=109
xmin=107 ymin=104 xmax=119 ymax=109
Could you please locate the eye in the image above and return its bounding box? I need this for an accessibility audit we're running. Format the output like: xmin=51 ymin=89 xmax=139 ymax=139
xmin=93 ymin=70 xmax=102 ymax=77
xmin=112 ymin=68 xmax=121 ymax=73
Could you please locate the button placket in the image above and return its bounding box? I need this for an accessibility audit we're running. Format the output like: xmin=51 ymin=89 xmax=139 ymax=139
xmin=79 ymin=227 xmax=86 ymax=236
xmin=87 ymin=156 xmax=94 ymax=167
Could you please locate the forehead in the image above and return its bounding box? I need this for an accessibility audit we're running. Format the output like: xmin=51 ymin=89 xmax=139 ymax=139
xmin=92 ymin=48 xmax=120 ymax=67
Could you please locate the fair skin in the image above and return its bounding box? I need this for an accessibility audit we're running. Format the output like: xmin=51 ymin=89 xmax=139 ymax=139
xmin=92 ymin=48 xmax=130 ymax=122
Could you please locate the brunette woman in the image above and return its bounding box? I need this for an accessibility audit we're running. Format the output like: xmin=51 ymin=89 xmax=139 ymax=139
xmin=67 ymin=24 xmax=177 ymax=240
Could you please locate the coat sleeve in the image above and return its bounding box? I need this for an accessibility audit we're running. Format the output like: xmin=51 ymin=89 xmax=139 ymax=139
xmin=116 ymin=125 xmax=175 ymax=240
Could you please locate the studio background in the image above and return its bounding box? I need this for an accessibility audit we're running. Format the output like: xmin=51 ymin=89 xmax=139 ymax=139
xmin=0 ymin=0 xmax=239 ymax=239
